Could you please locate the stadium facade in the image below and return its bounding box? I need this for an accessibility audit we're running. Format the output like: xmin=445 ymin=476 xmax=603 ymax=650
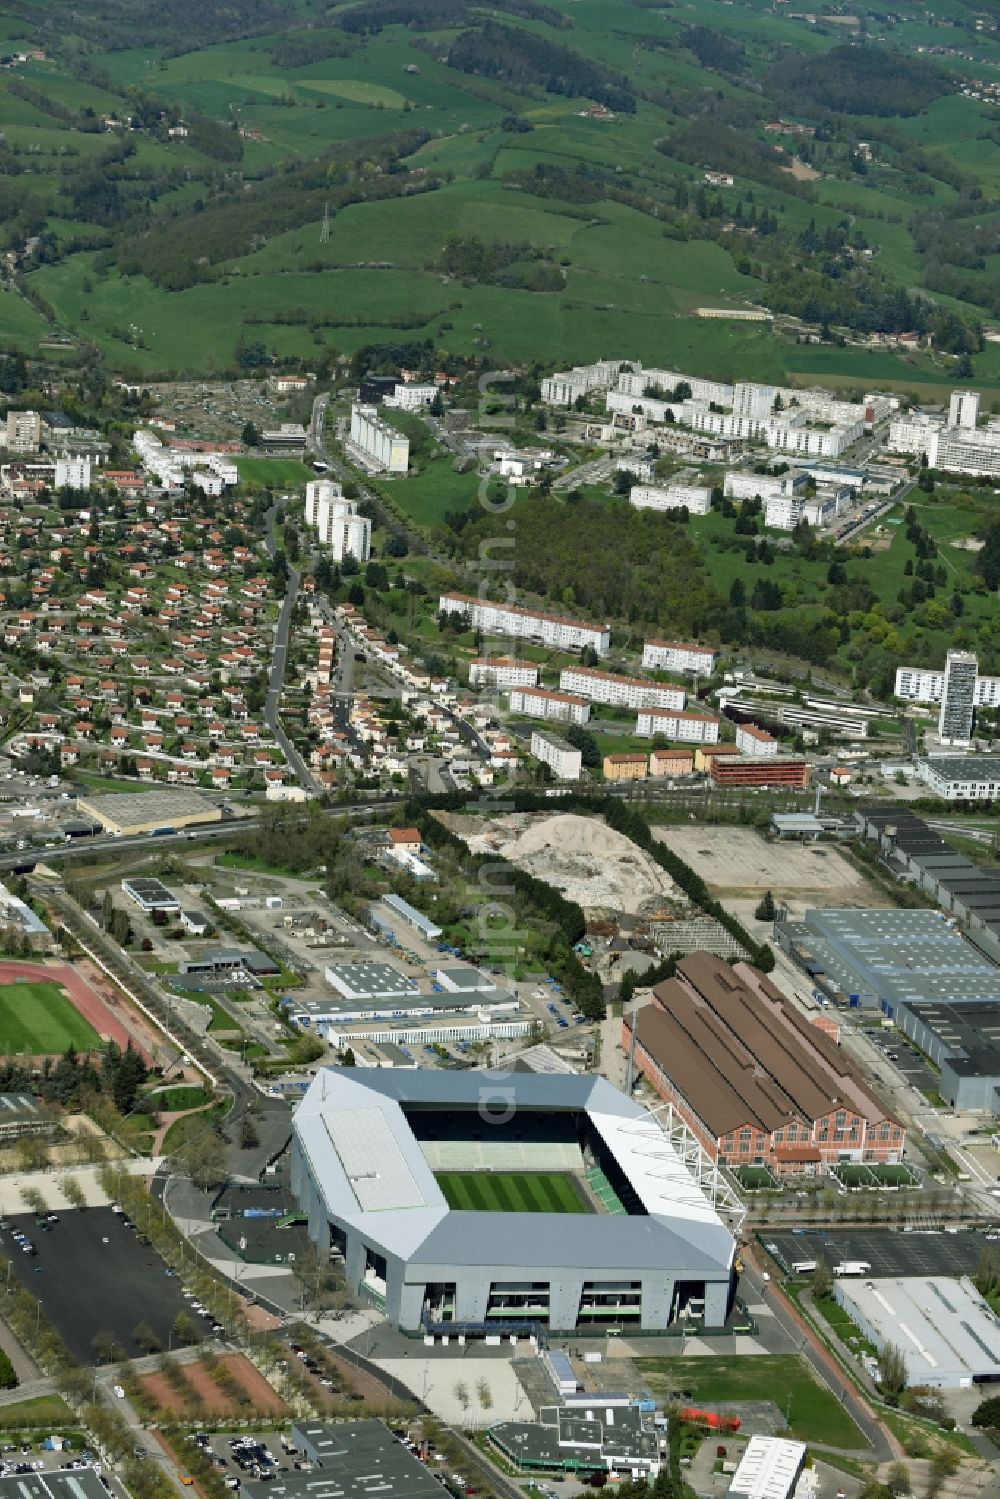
xmin=290 ymin=1069 xmax=736 ymax=1334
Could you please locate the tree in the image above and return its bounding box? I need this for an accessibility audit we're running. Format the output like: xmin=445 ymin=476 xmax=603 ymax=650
xmin=971 ymin=1392 xmax=1000 ymax=1429
xmin=171 ymin=1311 xmax=199 ymax=1347
xmin=878 ymin=1342 xmax=907 ymax=1397
xmin=239 ymin=1116 xmax=259 ymax=1150
xmin=925 ymin=1448 xmax=958 ymax=1499
xmin=754 ymin=890 xmax=776 ymax=922
xmin=92 ymin=1330 xmax=124 ymax=1364
xmin=133 ymin=1321 xmax=161 ymax=1353
xmin=242 ymin=421 xmax=260 ymax=447
xmin=886 ymin=1463 xmax=911 ymax=1496
xmin=59 ymin=1175 xmax=87 ymax=1210
xmin=811 ymin=1259 xmax=832 ymax=1299
xmin=171 ymin=1125 xmax=227 ymax=1190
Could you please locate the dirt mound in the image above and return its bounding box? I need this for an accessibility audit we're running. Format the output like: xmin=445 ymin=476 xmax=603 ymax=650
xmin=442 ymin=812 xmax=685 ymax=918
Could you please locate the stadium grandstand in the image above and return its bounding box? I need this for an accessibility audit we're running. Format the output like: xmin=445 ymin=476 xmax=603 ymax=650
xmin=291 ymin=1070 xmax=736 ymax=1335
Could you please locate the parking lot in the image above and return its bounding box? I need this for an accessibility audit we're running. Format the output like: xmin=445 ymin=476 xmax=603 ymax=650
xmin=761 ymin=1227 xmax=992 ymax=1279
xmin=855 ymin=1024 xmax=940 ymax=1098
xmin=3 ymin=1207 xmax=216 ymax=1364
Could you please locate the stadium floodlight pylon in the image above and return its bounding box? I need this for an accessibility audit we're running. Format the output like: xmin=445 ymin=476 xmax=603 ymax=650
xmin=620 ymin=1101 xmax=747 ymax=1233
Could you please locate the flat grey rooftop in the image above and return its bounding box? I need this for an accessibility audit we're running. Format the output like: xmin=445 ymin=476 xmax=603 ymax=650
xmin=243 ymin=1421 xmax=442 ymax=1499
xmin=779 ymin=908 xmax=1000 ymax=1007
xmin=922 ymin=755 xmax=1000 ymax=781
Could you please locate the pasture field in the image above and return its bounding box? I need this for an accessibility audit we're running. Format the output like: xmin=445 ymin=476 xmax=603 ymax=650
xmin=4 ymin=0 xmax=1000 ymax=385
xmin=0 ymin=981 xmax=100 ymax=1054
xmin=435 ymin=1171 xmax=590 ymax=1214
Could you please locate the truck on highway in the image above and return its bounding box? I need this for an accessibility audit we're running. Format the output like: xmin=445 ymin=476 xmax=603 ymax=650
xmin=833 ymin=1261 xmax=871 ymax=1277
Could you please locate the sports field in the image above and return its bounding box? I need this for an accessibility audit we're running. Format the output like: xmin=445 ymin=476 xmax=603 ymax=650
xmin=0 ymin=981 xmax=101 ymax=1054
xmin=435 ymin=1171 xmax=589 ymax=1214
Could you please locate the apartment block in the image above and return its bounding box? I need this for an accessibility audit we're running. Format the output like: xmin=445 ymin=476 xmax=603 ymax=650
xmin=629 ymin=484 xmax=711 ymax=516
xmin=642 ymin=639 xmax=719 ymax=675
xmin=649 ymin=748 xmax=695 ymax=777
xmin=349 ymin=403 xmax=409 ymax=474
xmin=438 ymin=593 xmax=610 ymax=655
xmin=469 ymin=658 xmax=539 ymax=690
xmin=559 ymin=666 xmax=684 ymax=712
xmin=509 ymin=687 xmax=590 ymax=725
xmin=635 ymin=709 xmax=720 ymax=743
xmin=603 ymin=753 xmax=647 ymax=782
xmin=6 ymin=410 xmax=40 ymax=452
xmin=735 ymin=723 xmax=778 ymax=758
xmin=531 ymin=729 xmax=582 ymax=782
xmin=895 ymin=653 xmax=1000 ymax=711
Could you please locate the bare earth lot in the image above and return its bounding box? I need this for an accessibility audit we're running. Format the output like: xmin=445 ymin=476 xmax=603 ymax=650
xmin=653 ymin=825 xmax=888 ymax=916
xmin=441 ymin=812 xmax=686 ymax=918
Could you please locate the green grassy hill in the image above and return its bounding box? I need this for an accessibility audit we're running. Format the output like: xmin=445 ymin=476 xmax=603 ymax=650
xmin=2 ymin=0 xmax=1000 ymax=381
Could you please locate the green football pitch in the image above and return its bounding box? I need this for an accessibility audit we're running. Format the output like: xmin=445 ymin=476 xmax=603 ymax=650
xmin=434 ymin=1171 xmax=589 ymax=1214
xmin=0 ymin=982 xmax=100 ymax=1054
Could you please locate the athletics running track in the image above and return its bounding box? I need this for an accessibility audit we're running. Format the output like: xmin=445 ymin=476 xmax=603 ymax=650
xmin=0 ymin=959 xmax=154 ymax=1062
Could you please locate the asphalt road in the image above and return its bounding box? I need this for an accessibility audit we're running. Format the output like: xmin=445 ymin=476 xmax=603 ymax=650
xmin=262 ymin=502 xmax=318 ymax=794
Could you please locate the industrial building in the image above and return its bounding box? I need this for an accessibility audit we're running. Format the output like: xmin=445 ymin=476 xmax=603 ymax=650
xmin=775 ymin=907 xmax=1000 ymax=1012
xmin=708 ymin=757 xmax=809 ymax=789
xmin=834 ymin=1277 xmax=1000 ymax=1389
xmin=323 ymin=962 xmax=420 ymax=1004
xmin=623 ymin=953 xmax=904 ymax=1176
xmin=0 ymin=879 xmax=51 ymax=950
xmin=291 ymin=1069 xmax=735 ymax=1333
xmin=120 ymin=877 xmax=179 ymax=913
xmin=371 ymin=894 xmax=442 ymax=942
xmin=489 ymin=1401 xmax=662 ymax=1477
xmin=75 ymin=788 xmax=222 ymax=837
xmin=893 ymin=999 xmax=1000 ymax=1110
xmin=728 ymin=1436 xmax=807 ymax=1499
xmin=242 ymin=1421 xmax=444 ymax=1499
xmin=855 ymin=805 xmax=1000 ymax=963
xmin=0 ymin=1094 xmax=55 ymax=1143
xmin=919 ymin=754 xmax=1000 ymax=802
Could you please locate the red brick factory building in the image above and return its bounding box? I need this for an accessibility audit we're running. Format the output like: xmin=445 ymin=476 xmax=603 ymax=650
xmin=622 ymin=953 xmax=904 ymax=1177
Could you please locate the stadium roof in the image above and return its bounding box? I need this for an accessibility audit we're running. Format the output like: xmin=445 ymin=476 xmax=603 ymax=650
xmin=293 ymin=1070 xmax=734 ymax=1274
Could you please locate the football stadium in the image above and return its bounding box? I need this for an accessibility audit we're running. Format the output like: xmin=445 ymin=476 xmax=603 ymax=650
xmin=291 ymin=1070 xmax=736 ymax=1334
